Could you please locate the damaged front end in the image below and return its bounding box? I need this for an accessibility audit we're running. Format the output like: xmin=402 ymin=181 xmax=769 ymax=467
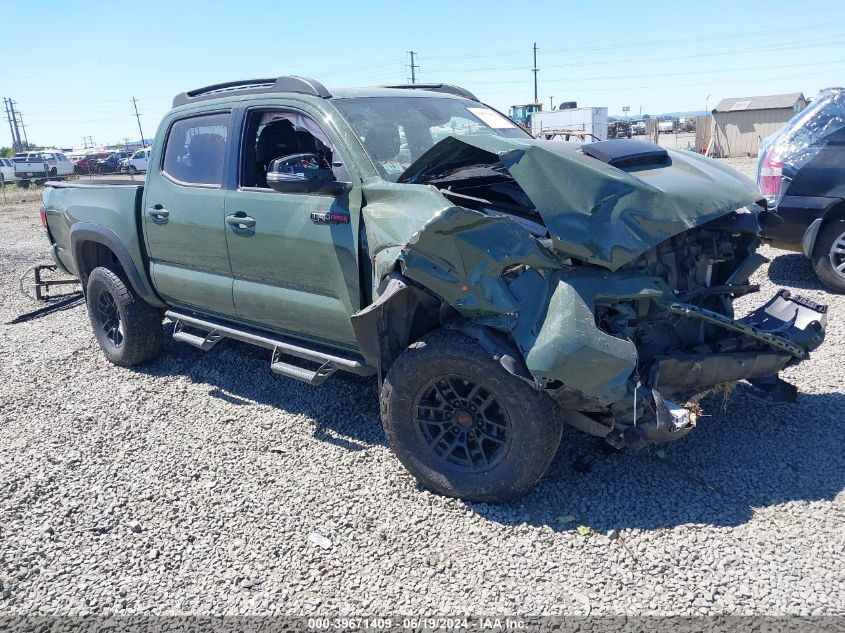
xmin=575 ymin=217 xmax=827 ymax=448
xmin=354 ymin=137 xmax=828 ymax=449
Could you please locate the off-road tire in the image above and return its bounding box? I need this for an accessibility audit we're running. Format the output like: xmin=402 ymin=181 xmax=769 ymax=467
xmin=86 ymin=266 xmax=162 ymax=366
xmin=812 ymin=216 xmax=845 ymax=293
xmin=380 ymin=329 xmax=563 ymax=503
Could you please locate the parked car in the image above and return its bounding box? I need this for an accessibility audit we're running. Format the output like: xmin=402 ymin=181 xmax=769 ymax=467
xmin=758 ymin=87 xmax=845 ymax=292
xmin=632 ymin=120 xmax=646 ymax=135
xmin=120 ymin=148 xmax=150 ymax=174
xmin=74 ymin=152 xmax=110 ymax=174
xmin=95 ymin=151 xmax=131 ymax=174
xmin=0 ymin=157 xmax=16 ymax=185
xmin=41 ymin=77 xmax=827 ymax=502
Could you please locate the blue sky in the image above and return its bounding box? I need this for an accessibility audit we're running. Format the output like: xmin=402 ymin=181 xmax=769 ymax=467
xmin=3 ymin=0 xmax=844 ymax=149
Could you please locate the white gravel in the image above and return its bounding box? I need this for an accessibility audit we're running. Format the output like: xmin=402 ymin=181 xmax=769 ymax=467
xmin=1 ymin=186 xmax=843 ymax=618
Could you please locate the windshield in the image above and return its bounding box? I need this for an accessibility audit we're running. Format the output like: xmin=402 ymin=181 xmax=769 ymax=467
xmin=333 ymin=96 xmax=529 ymax=181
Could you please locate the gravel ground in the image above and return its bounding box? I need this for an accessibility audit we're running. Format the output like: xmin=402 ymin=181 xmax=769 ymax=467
xmin=1 ymin=179 xmax=844 ymax=618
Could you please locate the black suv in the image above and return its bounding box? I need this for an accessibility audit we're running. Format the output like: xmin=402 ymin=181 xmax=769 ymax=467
xmin=758 ymin=88 xmax=845 ymax=292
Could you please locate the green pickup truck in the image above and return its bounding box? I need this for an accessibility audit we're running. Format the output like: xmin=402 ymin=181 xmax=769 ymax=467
xmin=42 ymin=76 xmax=827 ymax=502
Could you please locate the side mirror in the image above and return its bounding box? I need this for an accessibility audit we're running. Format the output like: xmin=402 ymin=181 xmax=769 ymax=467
xmin=267 ymin=153 xmax=351 ymax=196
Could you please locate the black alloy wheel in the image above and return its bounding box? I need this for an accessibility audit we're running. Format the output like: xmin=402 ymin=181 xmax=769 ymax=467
xmin=415 ymin=374 xmax=511 ymax=472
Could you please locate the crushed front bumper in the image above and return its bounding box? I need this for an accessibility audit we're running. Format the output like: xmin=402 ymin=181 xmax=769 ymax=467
xmin=594 ymin=289 xmax=826 ymax=450
xmin=650 ymin=290 xmax=827 ymax=398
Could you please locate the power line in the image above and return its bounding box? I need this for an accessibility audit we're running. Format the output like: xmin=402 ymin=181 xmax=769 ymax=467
xmin=476 ymin=65 xmax=845 ymax=97
xmin=463 ymin=58 xmax=845 ymax=87
xmin=318 ymin=58 xmax=406 ymax=80
xmin=424 ymin=35 xmax=845 ymax=75
xmin=423 ymin=21 xmax=842 ymax=61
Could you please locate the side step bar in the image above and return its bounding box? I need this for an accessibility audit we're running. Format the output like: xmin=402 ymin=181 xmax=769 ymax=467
xmin=172 ymin=319 xmax=224 ymax=351
xmin=165 ymin=310 xmax=374 ymax=384
xmin=271 ymin=348 xmax=337 ymax=386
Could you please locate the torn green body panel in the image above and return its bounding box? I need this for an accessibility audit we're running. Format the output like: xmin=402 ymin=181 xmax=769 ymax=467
xmin=399 ymin=135 xmax=762 ymax=270
xmin=509 ymin=268 xmax=667 ymax=404
xmin=361 ymin=179 xmax=560 ymax=316
xmin=359 ymin=180 xmax=454 ymax=291
xmin=400 ymin=207 xmax=561 ymax=317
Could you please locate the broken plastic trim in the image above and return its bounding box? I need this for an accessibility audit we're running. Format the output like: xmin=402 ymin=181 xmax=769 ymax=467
xmin=664 ymin=292 xmax=825 ymax=358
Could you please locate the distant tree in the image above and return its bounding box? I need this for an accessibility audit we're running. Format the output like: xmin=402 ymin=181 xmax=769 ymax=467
xmin=0 ymin=147 xmax=13 ymax=158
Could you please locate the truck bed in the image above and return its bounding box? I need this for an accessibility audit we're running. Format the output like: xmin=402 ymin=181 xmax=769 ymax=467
xmin=42 ymin=180 xmax=150 ymax=301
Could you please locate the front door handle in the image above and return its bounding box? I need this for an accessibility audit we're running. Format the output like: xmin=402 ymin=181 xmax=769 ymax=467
xmin=226 ymin=213 xmax=256 ymax=229
xmin=147 ymin=205 xmax=170 ymax=223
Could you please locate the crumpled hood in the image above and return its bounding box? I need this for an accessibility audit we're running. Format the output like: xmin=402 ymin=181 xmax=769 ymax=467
xmin=398 ymin=135 xmax=763 ymax=270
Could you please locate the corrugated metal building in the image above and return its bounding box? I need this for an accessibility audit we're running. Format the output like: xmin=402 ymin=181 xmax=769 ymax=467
xmin=712 ymin=93 xmax=807 ymax=157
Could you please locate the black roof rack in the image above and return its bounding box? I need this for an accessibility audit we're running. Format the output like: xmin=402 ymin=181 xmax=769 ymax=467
xmin=172 ymin=76 xmax=331 ymax=108
xmin=381 ymin=83 xmax=479 ymax=102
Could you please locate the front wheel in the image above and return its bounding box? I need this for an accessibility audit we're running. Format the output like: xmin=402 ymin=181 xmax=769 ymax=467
xmin=86 ymin=266 xmax=163 ymax=366
xmin=812 ymin=216 xmax=845 ymax=293
xmin=380 ymin=329 xmax=563 ymax=503
xmin=128 ymin=165 xmax=138 ymax=175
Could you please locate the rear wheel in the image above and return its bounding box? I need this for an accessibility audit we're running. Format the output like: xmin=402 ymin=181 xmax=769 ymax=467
xmin=812 ymin=216 xmax=845 ymax=293
xmin=380 ymin=329 xmax=563 ymax=503
xmin=86 ymin=266 xmax=162 ymax=366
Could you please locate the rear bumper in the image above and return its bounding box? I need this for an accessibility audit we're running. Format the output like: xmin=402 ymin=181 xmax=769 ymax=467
xmin=762 ymin=195 xmax=840 ymax=249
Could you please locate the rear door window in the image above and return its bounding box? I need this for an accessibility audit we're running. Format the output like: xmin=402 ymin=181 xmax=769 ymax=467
xmin=162 ymin=113 xmax=230 ymax=186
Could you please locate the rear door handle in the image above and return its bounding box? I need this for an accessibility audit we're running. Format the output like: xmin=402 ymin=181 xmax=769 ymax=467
xmin=226 ymin=213 xmax=256 ymax=229
xmin=147 ymin=205 xmax=170 ymax=222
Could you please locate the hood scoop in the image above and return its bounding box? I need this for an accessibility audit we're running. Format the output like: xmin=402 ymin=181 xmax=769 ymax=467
xmin=581 ymin=139 xmax=669 ymax=169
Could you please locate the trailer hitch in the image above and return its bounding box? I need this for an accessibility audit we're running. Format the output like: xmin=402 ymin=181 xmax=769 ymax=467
xmin=7 ymin=264 xmax=84 ymax=325
xmin=20 ymin=263 xmax=81 ymax=301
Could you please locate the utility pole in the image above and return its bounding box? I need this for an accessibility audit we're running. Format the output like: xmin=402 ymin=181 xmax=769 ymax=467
xmin=131 ymin=97 xmax=146 ymax=146
xmin=3 ymin=98 xmax=17 ymax=151
xmin=16 ymin=112 xmax=28 ymax=148
xmin=407 ymin=51 xmax=419 ymax=84
xmin=532 ymin=42 xmax=539 ymax=104
xmin=549 ymin=96 xmax=554 ymax=110
xmin=5 ymin=99 xmax=23 ymax=152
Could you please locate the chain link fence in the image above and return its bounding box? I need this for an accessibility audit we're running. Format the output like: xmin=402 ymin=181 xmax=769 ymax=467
xmin=1 ymin=152 xmax=146 ymax=204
